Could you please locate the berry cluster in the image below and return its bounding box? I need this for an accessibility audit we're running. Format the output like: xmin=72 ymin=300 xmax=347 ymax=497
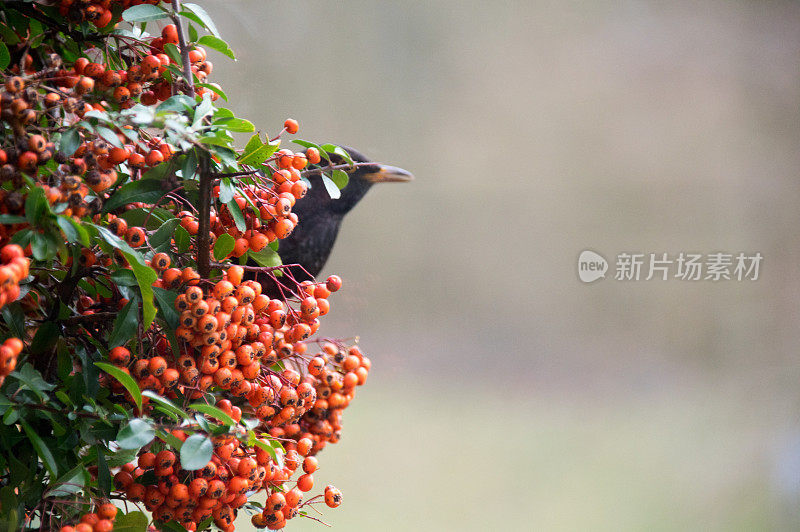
xmin=58 ymin=503 xmax=118 ymax=532
xmin=0 ymin=244 xmax=30 ymax=310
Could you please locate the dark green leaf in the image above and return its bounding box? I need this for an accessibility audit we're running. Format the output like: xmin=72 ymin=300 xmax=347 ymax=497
xmin=59 ymin=128 xmax=81 ymax=156
xmin=111 ymin=269 xmax=137 ymax=287
xmin=181 ymin=3 xmax=220 ymax=36
xmin=47 ymin=465 xmax=87 ymax=497
xmin=56 ymin=216 xmax=90 ymax=246
xmin=213 ymin=233 xmax=235 ymax=260
xmin=149 ymin=218 xmax=181 ymax=249
xmin=115 ymin=418 xmax=154 ymax=450
xmin=103 ymin=179 xmax=165 ymax=213
xmin=0 ymin=42 xmax=9 ymax=70
xmin=180 ymin=433 xmax=213 ymax=470
xmin=321 ymin=174 xmax=341 ymax=199
xmin=92 ymin=225 xmax=158 ymax=327
xmin=197 ymin=35 xmax=235 ymax=59
xmin=107 ymin=297 xmax=139 ymax=348
xmin=96 ymin=362 xmax=142 ymax=412
xmin=226 ymin=199 xmax=246 ymax=232
xmin=9 ymin=363 xmax=55 ymax=400
xmin=152 ymin=287 xmax=179 ymax=330
xmin=20 ymin=421 xmax=58 ymax=477
xmin=0 ymin=214 xmax=26 ymax=224
xmin=121 ymin=4 xmax=168 ymax=22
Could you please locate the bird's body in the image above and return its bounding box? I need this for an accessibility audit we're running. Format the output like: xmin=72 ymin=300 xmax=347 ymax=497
xmin=254 ymin=146 xmax=412 ymax=296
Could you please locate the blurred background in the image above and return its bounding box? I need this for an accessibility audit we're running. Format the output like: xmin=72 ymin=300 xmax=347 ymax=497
xmin=202 ymin=0 xmax=800 ymax=529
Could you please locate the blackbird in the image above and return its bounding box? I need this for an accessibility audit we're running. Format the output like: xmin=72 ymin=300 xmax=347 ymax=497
xmin=255 ymin=146 xmax=413 ymax=296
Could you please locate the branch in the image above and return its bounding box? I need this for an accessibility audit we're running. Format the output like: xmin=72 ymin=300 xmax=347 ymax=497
xmin=196 ymin=152 xmax=212 ymax=277
xmin=170 ymin=0 xmax=195 ymax=98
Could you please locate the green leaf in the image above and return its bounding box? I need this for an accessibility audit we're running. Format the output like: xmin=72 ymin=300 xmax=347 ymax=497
xmin=142 ymin=390 xmax=188 ymax=420
xmin=20 ymin=421 xmax=58 ymax=477
xmin=218 ymin=178 xmax=235 ymax=204
xmin=182 ymin=149 xmax=198 ymax=180
xmin=114 ymin=510 xmax=149 ymax=532
xmin=9 ymin=363 xmax=55 ymax=401
xmin=96 ymin=362 xmax=142 ymax=412
xmin=193 ymin=93 xmax=214 ymax=127
xmin=59 ymin=128 xmax=81 ymax=156
xmin=321 ymin=174 xmax=341 ymax=199
xmin=107 ymin=297 xmax=139 ymax=348
xmin=56 ymin=216 xmax=90 ymax=246
xmin=122 ymin=4 xmax=168 ymax=22
xmin=188 ymin=403 xmax=236 ymax=426
xmin=157 ymin=429 xmax=184 ymax=450
xmin=322 ymin=143 xmax=354 ymax=165
xmin=226 ymin=199 xmax=246 ymax=232
xmin=96 ymin=126 xmax=122 ymax=148
xmin=30 ymin=321 xmax=59 ymax=357
xmin=180 ymin=433 xmax=213 ymax=470
xmin=248 ymin=246 xmax=281 ymax=268
xmin=213 ymin=233 xmax=235 ymax=260
xmin=181 ymin=3 xmax=220 ymax=37
xmin=157 ymin=94 xmax=196 ymax=113
xmin=214 ymin=117 xmax=254 ymax=132
xmin=111 ymin=269 xmax=137 ymax=286
xmin=254 ymin=438 xmax=285 ymax=469
xmin=331 ymin=169 xmax=349 ymax=190
xmin=0 ymin=42 xmax=9 ymax=70
xmin=149 ymin=218 xmax=182 ymax=249
xmin=47 ymin=465 xmax=87 ymax=497
xmin=103 ymin=179 xmax=165 ymax=212
xmin=152 ymin=286 xmax=179 ymax=330
xmin=115 ymin=418 xmax=155 ymax=450
xmin=25 ymin=185 xmax=51 ymax=226
xmin=0 ymin=214 xmax=26 ymax=224
xmin=197 ymin=35 xmax=235 ymax=59
xmin=174 ymin=225 xmax=190 ymax=253
xmin=187 ymin=22 xmax=198 ymax=42
xmin=92 ymin=225 xmax=158 ymax=327
xmin=163 ymin=42 xmax=182 ymax=67
xmin=239 ymin=139 xmax=279 ymax=166
xmin=293 ymin=139 xmax=330 ymax=162
xmin=196 ymin=82 xmax=227 ymax=101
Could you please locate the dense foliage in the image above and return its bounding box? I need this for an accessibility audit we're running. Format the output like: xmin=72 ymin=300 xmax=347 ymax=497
xmin=0 ymin=1 xmax=369 ymax=530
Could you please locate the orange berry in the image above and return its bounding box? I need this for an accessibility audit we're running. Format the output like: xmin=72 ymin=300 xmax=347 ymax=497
xmin=283 ymin=118 xmax=299 ymax=134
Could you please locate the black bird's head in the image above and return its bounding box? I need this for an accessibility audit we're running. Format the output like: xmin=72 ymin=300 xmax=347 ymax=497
xmin=319 ymin=146 xmax=414 ymax=214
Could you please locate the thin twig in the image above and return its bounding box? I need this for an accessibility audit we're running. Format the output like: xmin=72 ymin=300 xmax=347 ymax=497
xmin=170 ymin=0 xmax=195 ymax=98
